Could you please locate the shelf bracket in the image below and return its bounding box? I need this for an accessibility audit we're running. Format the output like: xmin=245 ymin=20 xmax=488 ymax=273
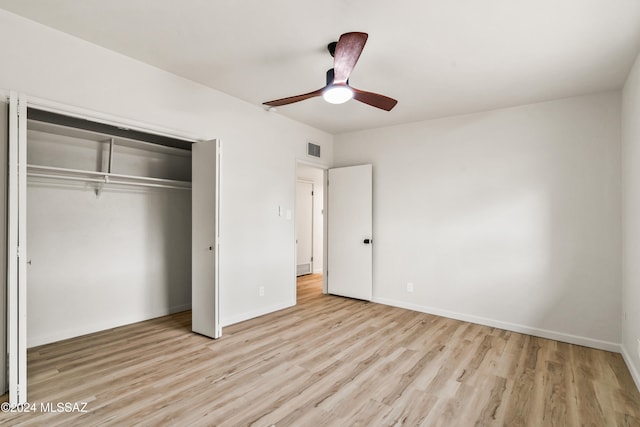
xmin=108 ymin=138 xmax=114 ymax=174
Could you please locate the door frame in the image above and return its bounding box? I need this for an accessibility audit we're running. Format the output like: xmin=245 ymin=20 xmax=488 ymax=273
xmin=294 ymin=160 xmax=329 ymax=295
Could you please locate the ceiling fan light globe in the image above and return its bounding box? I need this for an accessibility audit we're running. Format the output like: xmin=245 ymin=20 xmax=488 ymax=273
xmin=323 ymin=86 xmax=353 ymax=104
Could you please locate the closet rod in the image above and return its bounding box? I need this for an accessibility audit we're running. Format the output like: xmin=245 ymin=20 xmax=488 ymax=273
xmin=27 ymin=164 xmax=191 ymax=186
xmin=27 ymin=173 xmax=192 ymax=191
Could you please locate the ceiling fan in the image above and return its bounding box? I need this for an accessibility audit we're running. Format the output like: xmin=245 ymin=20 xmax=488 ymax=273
xmin=263 ymin=32 xmax=397 ymax=111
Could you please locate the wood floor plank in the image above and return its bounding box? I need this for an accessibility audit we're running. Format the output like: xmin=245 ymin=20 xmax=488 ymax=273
xmin=1 ymin=273 xmax=639 ymax=426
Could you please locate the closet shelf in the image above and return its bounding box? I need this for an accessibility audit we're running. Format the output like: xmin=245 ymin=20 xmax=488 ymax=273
xmin=27 ymin=164 xmax=192 ymax=190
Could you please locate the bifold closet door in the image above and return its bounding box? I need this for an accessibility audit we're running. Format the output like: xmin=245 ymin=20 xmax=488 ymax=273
xmin=7 ymin=92 xmax=28 ymax=405
xmin=192 ymin=139 xmax=221 ymax=339
xmin=0 ymin=98 xmax=8 ymax=396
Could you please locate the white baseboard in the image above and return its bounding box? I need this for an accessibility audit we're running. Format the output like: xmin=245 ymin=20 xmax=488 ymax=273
xmin=622 ymin=345 xmax=640 ymax=392
xmin=27 ymin=303 xmax=192 ymax=348
xmin=221 ymin=299 xmax=296 ymax=328
xmin=372 ymin=296 xmax=620 ymax=353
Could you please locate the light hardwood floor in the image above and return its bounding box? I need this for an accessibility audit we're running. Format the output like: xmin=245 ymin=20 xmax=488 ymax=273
xmin=2 ymin=274 xmax=640 ymax=426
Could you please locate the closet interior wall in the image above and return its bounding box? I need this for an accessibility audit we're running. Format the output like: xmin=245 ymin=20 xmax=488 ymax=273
xmin=26 ymin=119 xmax=193 ymax=347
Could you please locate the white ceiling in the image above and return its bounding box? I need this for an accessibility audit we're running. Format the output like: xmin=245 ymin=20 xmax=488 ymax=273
xmin=1 ymin=0 xmax=639 ymax=134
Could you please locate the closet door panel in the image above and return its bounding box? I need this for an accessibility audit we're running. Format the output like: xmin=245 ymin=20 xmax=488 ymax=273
xmin=0 ymin=99 xmax=7 ymax=395
xmin=192 ymin=139 xmax=220 ymax=338
xmin=7 ymin=93 xmax=27 ymax=405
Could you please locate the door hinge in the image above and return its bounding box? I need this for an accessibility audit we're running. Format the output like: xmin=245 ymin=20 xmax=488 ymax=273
xmin=311 ymin=256 xmax=313 ymax=262
xmin=311 ymin=191 xmax=314 ymax=196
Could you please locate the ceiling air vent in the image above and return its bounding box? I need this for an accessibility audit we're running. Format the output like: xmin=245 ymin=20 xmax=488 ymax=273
xmin=307 ymin=142 xmax=321 ymax=158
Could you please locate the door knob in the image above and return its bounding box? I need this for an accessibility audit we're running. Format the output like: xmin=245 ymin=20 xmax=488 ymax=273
xmin=363 ymin=238 xmax=372 ymax=244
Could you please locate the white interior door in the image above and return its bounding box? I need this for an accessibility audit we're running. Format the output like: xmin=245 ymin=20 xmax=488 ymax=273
xmin=296 ymin=181 xmax=313 ymax=276
xmin=327 ymin=164 xmax=372 ymax=301
xmin=192 ymin=139 xmax=221 ymax=339
xmin=7 ymin=92 xmax=28 ymax=405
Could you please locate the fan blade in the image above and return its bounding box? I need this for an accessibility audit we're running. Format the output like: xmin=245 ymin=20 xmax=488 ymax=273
xmin=352 ymin=87 xmax=398 ymax=111
xmin=263 ymin=88 xmax=325 ymax=107
xmin=333 ymin=32 xmax=368 ymax=84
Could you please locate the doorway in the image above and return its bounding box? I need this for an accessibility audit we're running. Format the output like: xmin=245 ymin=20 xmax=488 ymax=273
xmin=295 ymin=163 xmax=325 ymax=299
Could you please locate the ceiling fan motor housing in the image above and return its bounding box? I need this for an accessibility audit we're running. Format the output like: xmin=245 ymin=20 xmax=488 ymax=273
xmin=326 ymin=68 xmax=348 ymax=86
xmin=327 ymin=41 xmax=338 ymax=57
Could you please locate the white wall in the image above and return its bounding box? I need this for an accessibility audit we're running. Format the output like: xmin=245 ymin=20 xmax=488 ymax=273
xmin=296 ymin=164 xmax=324 ymax=273
xmin=0 ymin=9 xmax=332 ymax=334
xmin=334 ymin=92 xmax=622 ymax=350
xmin=622 ymin=51 xmax=640 ymax=388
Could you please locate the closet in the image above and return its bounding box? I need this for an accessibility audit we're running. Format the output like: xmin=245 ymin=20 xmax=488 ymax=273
xmin=6 ymin=97 xmax=220 ymax=406
xmin=25 ymin=109 xmax=194 ymax=348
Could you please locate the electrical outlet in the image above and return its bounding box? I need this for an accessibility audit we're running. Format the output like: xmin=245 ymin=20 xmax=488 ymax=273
xmin=407 ymin=282 xmax=414 ymax=293
xmin=259 ymin=286 xmax=265 ymax=297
